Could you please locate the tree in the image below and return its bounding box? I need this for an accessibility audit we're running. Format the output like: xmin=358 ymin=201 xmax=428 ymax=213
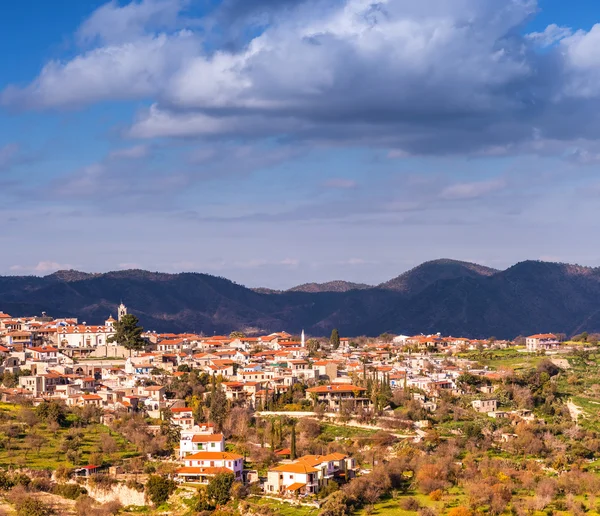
xmin=229 ymin=331 xmax=245 ymax=339
xmin=206 ymin=472 xmax=235 ymax=506
xmin=107 ymin=314 xmax=145 ymax=356
xmin=330 ymin=329 xmax=341 ymax=350
xmin=307 ymin=338 xmax=320 ymax=356
xmin=145 ymin=475 xmax=176 ymax=506
xmin=209 ymin=388 xmax=228 ymax=432
xmin=290 ymin=419 xmax=297 ymax=460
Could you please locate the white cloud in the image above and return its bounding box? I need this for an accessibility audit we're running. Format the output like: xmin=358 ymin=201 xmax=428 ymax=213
xmin=77 ymin=0 xmax=187 ymax=45
xmin=1 ymin=33 xmax=197 ymax=109
xmin=108 ymin=144 xmax=150 ymax=160
xmin=440 ymin=179 xmax=506 ymax=200
xmin=323 ymin=178 xmax=357 ymax=189
xmin=526 ymin=24 xmax=572 ymax=46
xmin=10 ymin=261 xmax=73 ymax=274
xmin=7 ymin=0 xmax=600 ymax=157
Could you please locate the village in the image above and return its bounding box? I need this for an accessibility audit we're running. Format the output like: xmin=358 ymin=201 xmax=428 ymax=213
xmin=0 ymin=305 xmax=588 ymax=512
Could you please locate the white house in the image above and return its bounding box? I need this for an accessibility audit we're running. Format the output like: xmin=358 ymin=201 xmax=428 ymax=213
xmin=179 ymin=433 xmax=225 ymax=458
xmin=176 ymin=451 xmax=243 ymax=483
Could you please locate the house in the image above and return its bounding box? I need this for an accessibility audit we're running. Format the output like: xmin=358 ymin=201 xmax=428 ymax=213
xmin=29 ymin=346 xmax=58 ymax=361
xmin=472 ymin=399 xmax=498 ymax=413
xmin=171 ymin=407 xmax=194 ymax=430
xmin=526 ymin=333 xmax=560 ymax=352
xmin=305 ymin=384 xmax=369 ymax=411
xmin=265 ymin=462 xmax=319 ymax=495
xmin=19 ymin=375 xmax=46 ymax=396
xmin=79 ymin=394 xmax=103 ymax=407
xmin=176 ymin=451 xmax=243 ymax=483
xmin=179 ymin=433 xmax=225 ymax=458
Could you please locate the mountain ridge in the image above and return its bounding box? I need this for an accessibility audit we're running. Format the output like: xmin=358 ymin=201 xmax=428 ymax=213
xmin=2 ymin=259 xmax=600 ymax=338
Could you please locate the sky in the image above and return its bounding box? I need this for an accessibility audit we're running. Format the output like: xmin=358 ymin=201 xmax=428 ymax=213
xmin=3 ymin=0 xmax=600 ymax=289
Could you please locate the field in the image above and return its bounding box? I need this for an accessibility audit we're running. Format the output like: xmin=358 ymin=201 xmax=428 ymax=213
xmin=248 ymin=496 xmax=319 ymax=516
xmin=457 ymin=349 xmax=545 ymax=370
xmin=0 ymin=402 xmax=138 ymax=470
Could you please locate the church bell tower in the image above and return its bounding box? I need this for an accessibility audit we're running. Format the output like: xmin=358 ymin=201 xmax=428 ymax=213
xmin=118 ymin=302 xmax=128 ymax=321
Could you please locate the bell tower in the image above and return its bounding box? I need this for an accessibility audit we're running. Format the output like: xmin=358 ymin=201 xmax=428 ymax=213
xmin=118 ymin=302 xmax=127 ymax=322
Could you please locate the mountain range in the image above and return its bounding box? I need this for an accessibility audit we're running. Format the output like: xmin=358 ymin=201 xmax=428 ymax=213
xmin=1 ymin=259 xmax=600 ymax=339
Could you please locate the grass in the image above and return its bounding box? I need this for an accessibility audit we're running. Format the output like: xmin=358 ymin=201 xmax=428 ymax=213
xmin=319 ymin=424 xmax=377 ymax=441
xmin=249 ymin=496 xmax=319 ymax=516
xmin=0 ymin=406 xmax=138 ymax=470
xmin=457 ymin=349 xmax=546 ymax=370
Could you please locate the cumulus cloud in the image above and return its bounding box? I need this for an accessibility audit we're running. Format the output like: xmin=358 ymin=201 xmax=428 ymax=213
xmin=526 ymin=24 xmax=572 ymax=46
xmin=7 ymin=0 xmax=600 ymax=156
xmin=1 ymin=32 xmax=197 ymax=109
xmin=77 ymin=0 xmax=189 ymax=45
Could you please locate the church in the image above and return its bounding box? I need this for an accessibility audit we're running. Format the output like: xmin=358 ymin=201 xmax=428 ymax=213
xmin=56 ymin=303 xmax=128 ymax=349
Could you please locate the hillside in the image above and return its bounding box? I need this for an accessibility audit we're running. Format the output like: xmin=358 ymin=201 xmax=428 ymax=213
xmin=287 ymin=281 xmax=372 ymax=293
xmin=379 ymin=258 xmax=499 ymax=294
xmin=3 ymin=260 xmax=600 ymax=338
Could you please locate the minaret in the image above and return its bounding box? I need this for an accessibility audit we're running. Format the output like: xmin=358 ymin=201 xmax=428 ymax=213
xmin=301 ymin=329 xmax=305 ymax=348
xmin=118 ymin=302 xmax=127 ymax=322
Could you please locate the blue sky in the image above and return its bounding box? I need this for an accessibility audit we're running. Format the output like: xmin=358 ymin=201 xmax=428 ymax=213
xmin=2 ymin=0 xmax=600 ymax=289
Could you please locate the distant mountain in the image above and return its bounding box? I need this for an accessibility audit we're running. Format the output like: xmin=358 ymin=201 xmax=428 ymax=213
xmin=379 ymin=259 xmax=498 ymax=294
xmin=2 ymin=260 xmax=600 ymax=338
xmin=288 ymin=281 xmax=372 ymax=293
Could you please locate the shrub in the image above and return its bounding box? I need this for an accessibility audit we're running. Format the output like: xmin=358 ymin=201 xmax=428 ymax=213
xmin=0 ymin=471 xmax=14 ymax=491
xmin=125 ymin=479 xmax=144 ymax=492
xmin=88 ymin=475 xmax=117 ymax=492
xmin=206 ymin=472 xmax=235 ymax=506
xmin=8 ymin=486 xmax=54 ymax=516
xmin=319 ymin=490 xmax=352 ymax=516
xmin=399 ymin=497 xmax=421 ymax=511
xmin=31 ymin=478 xmax=53 ymax=493
xmin=11 ymin=473 xmax=31 ymax=488
xmin=145 ymin=475 xmax=176 ymax=506
xmin=429 ymin=489 xmax=443 ymax=501
xmin=52 ymin=483 xmax=87 ymax=500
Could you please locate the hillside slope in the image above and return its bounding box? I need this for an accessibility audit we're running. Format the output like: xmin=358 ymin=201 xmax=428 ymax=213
xmin=2 ymin=260 xmax=600 ymax=338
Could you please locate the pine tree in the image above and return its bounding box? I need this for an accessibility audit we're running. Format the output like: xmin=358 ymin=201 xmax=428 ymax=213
xmin=107 ymin=314 xmax=145 ymax=356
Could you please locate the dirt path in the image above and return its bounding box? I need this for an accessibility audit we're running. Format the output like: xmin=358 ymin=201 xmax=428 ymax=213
xmin=567 ymin=399 xmax=584 ymax=423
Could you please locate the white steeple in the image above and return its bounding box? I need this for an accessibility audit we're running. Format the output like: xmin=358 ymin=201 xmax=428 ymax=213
xmin=301 ymin=329 xmax=305 ymax=348
xmin=118 ymin=302 xmax=127 ymax=321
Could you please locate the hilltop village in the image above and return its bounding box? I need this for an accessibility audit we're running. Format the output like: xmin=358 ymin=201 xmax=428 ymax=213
xmin=0 ymin=307 xmax=599 ymax=515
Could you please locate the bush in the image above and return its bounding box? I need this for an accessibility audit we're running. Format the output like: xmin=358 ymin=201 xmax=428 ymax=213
xmin=8 ymin=486 xmax=54 ymax=516
xmin=0 ymin=471 xmax=14 ymax=491
xmin=75 ymin=496 xmax=122 ymax=516
xmin=88 ymin=475 xmax=117 ymax=492
xmin=52 ymin=483 xmax=87 ymax=500
xmin=125 ymin=479 xmax=144 ymax=492
xmin=319 ymin=490 xmax=352 ymax=516
xmin=145 ymin=475 xmax=176 ymax=506
xmin=399 ymin=497 xmax=421 ymax=511
xmin=54 ymin=466 xmax=72 ymax=482
xmin=11 ymin=473 xmax=31 ymax=488
xmin=206 ymin=472 xmax=235 ymax=506
xmin=429 ymin=489 xmax=443 ymax=501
